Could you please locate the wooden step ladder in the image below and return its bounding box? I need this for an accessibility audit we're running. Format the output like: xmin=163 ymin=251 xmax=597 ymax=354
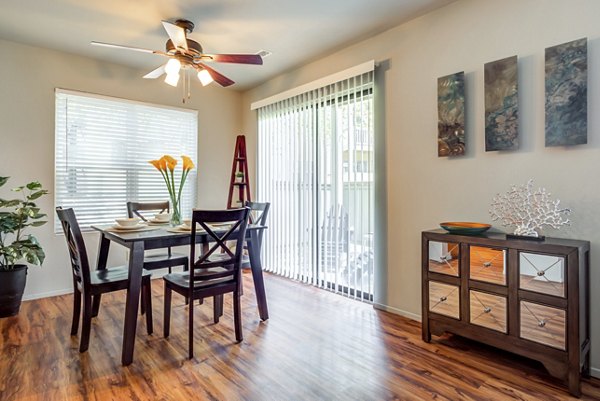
xmin=227 ymin=135 xmax=251 ymax=209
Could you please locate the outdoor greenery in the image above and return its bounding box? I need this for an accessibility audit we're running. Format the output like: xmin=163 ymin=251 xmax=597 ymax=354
xmin=0 ymin=177 xmax=48 ymax=270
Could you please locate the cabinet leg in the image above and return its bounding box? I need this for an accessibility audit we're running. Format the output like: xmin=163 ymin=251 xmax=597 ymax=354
xmin=422 ymin=321 xmax=431 ymax=343
xmin=568 ymin=368 xmax=581 ymax=398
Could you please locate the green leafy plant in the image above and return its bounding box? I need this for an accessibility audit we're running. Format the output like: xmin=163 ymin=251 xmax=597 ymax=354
xmin=0 ymin=177 xmax=48 ymax=270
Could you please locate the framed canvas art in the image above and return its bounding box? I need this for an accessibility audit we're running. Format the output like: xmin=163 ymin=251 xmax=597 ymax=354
xmin=484 ymin=56 xmax=518 ymax=151
xmin=545 ymin=38 xmax=587 ymax=147
xmin=437 ymin=71 xmax=465 ymax=157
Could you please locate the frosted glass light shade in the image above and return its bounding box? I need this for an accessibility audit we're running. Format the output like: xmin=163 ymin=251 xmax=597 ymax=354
xmin=165 ymin=59 xmax=181 ymax=75
xmin=197 ymin=69 xmax=214 ymax=86
xmin=164 ymin=73 xmax=180 ymax=87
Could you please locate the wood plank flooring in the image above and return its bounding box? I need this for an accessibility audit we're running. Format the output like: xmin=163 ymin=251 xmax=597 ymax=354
xmin=1 ymin=271 xmax=599 ymax=400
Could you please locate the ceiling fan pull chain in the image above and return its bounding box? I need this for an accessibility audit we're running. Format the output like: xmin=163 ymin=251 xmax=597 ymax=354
xmin=187 ymin=69 xmax=191 ymax=101
xmin=182 ymin=69 xmax=186 ymax=104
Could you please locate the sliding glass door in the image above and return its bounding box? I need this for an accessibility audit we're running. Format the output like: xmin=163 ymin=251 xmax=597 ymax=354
xmin=258 ymin=72 xmax=374 ymax=300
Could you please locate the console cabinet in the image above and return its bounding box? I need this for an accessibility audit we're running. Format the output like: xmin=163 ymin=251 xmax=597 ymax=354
xmin=422 ymin=229 xmax=590 ymax=396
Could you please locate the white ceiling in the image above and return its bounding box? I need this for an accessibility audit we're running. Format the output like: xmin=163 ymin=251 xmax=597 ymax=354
xmin=0 ymin=0 xmax=455 ymax=90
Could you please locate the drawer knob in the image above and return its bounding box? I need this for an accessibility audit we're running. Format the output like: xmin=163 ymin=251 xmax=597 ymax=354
xmin=484 ymin=307 xmax=492 ymax=313
xmin=537 ymin=271 xmax=545 ymax=277
xmin=538 ymin=320 xmax=546 ymax=328
xmin=483 ymin=262 xmax=492 ymax=267
xmin=440 ymin=296 xmax=447 ymax=302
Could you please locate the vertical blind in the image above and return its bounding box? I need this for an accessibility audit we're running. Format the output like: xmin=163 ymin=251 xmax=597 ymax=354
xmin=54 ymin=89 xmax=198 ymax=232
xmin=257 ymin=70 xmax=375 ymax=300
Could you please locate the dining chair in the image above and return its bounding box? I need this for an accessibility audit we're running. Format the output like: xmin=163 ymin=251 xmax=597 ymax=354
xmin=163 ymin=207 xmax=250 ymax=359
xmin=213 ymin=201 xmax=271 ymax=321
xmin=243 ymin=201 xmax=270 ymax=267
xmin=127 ymin=201 xmax=189 ymax=273
xmin=56 ymin=207 xmax=153 ymax=353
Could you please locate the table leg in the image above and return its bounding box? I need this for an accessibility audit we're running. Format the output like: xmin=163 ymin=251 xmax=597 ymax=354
xmin=121 ymin=241 xmax=145 ymax=366
xmin=247 ymin=230 xmax=269 ymax=321
xmin=92 ymin=234 xmax=111 ymax=317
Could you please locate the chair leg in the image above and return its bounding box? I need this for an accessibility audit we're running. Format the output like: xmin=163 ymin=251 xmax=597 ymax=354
xmin=163 ymin=285 xmax=172 ymax=338
xmin=213 ymin=295 xmax=223 ymax=324
xmin=79 ymin=294 xmax=93 ymax=353
xmin=91 ymin=294 xmax=102 ymax=318
xmin=71 ymin=288 xmax=81 ymax=336
xmin=233 ymin=290 xmax=243 ymax=343
xmin=188 ymin=295 xmax=194 ymax=359
xmin=140 ymin=282 xmax=147 ymax=316
xmin=144 ymin=277 xmax=153 ymax=335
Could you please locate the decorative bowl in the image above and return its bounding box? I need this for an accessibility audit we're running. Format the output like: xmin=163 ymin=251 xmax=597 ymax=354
xmin=154 ymin=213 xmax=171 ymax=222
xmin=440 ymin=222 xmax=491 ymax=235
xmin=115 ymin=217 xmax=141 ymax=227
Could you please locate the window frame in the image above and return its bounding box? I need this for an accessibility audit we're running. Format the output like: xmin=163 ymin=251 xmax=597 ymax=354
xmin=54 ymin=88 xmax=198 ymax=233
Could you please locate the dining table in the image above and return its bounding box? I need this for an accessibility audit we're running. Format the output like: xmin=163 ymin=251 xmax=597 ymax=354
xmin=91 ymin=223 xmax=269 ymax=366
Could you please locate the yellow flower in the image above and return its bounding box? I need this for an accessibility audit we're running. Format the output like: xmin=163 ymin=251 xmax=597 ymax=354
xmin=149 ymin=159 xmax=163 ymax=171
xmin=182 ymin=155 xmax=195 ymax=171
xmin=162 ymin=155 xmax=177 ymax=171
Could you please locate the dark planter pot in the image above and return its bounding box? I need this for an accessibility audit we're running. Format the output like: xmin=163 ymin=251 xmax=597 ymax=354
xmin=0 ymin=265 xmax=27 ymax=317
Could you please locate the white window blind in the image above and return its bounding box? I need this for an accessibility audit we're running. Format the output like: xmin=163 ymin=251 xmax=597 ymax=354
xmin=54 ymin=89 xmax=198 ymax=232
xmin=257 ymin=68 xmax=375 ymax=301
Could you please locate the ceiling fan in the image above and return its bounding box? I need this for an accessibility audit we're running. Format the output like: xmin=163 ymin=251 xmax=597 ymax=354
xmin=91 ymin=19 xmax=263 ymax=99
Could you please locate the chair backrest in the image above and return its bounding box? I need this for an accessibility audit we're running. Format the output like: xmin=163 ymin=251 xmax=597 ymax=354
xmin=245 ymin=201 xmax=270 ymax=226
xmin=55 ymin=207 xmax=92 ymax=291
xmin=127 ymin=201 xmax=169 ymax=222
xmin=189 ymin=208 xmax=250 ymax=288
xmin=245 ymin=201 xmax=270 ymax=247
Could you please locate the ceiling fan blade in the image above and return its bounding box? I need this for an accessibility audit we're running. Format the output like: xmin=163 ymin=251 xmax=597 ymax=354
xmin=91 ymin=41 xmax=167 ymax=56
xmin=197 ymin=63 xmax=235 ymax=87
xmin=201 ymin=54 xmax=263 ymax=65
xmin=162 ymin=21 xmax=188 ymax=51
xmin=143 ymin=64 xmax=166 ymax=79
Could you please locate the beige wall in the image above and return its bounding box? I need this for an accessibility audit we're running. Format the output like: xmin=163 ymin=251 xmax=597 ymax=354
xmin=242 ymin=0 xmax=600 ymax=373
xmin=0 ymin=38 xmax=242 ymax=299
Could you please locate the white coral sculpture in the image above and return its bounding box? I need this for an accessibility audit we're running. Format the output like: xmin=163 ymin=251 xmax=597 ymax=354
xmin=489 ymin=179 xmax=571 ymax=237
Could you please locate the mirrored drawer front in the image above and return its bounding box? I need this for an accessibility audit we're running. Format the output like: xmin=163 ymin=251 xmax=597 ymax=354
xmin=519 ymin=252 xmax=565 ymax=297
xmin=428 ymin=241 xmax=459 ymax=276
xmin=429 ymin=281 xmax=460 ymax=319
xmin=520 ymin=301 xmax=566 ymax=350
xmin=469 ymin=290 xmax=507 ymax=333
xmin=469 ymin=246 xmax=506 ymax=285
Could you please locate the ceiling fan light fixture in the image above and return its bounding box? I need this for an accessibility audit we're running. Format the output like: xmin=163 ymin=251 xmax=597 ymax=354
xmin=165 ymin=58 xmax=181 ymax=75
xmin=164 ymin=72 xmax=180 ymax=87
xmin=197 ymin=69 xmax=214 ymax=86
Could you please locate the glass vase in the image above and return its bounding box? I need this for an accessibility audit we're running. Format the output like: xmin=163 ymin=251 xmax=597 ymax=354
xmin=170 ymin=200 xmax=182 ymax=227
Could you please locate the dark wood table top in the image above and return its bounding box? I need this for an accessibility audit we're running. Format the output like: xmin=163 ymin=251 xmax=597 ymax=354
xmin=91 ymin=224 xmax=266 ymax=247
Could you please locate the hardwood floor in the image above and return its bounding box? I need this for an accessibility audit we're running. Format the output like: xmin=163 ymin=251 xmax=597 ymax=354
xmin=1 ymin=271 xmax=599 ymax=400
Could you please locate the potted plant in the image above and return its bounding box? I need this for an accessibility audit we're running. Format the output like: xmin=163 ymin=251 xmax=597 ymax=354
xmin=236 ymin=171 xmax=245 ymax=183
xmin=0 ymin=177 xmax=48 ymax=317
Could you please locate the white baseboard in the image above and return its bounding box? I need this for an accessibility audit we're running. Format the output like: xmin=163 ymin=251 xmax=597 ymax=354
xmin=590 ymin=367 xmax=600 ymax=379
xmin=23 ymin=288 xmax=73 ymax=301
xmin=22 ymin=274 xmax=167 ymax=302
xmin=373 ymin=302 xmax=421 ymax=322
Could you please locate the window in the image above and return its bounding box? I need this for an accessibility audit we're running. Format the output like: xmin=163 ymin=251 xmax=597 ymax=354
xmin=256 ymin=69 xmax=375 ymax=301
xmin=54 ymin=89 xmax=197 ymax=232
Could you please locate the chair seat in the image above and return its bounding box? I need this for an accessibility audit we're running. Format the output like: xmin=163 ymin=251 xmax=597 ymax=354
xmin=91 ymin=266 xmax=152 ymax=286
xmin=163 ymin=267 xmax=234 ymax=291
xmin=143 ymin=252 xmax=188 ymax=270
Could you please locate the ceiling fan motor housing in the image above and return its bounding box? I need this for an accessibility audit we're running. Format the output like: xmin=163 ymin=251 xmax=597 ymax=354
xmin=165 ymin=39 xmax=203 ymax=56
xmin=174 ymin=19 xmax=195 ymax=33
